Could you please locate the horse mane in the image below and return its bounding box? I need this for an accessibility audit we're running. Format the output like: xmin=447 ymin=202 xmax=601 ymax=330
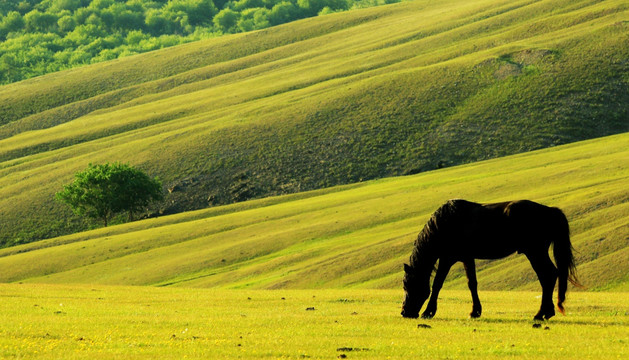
xmin=409 ymin=200 xmax=470 ymax=270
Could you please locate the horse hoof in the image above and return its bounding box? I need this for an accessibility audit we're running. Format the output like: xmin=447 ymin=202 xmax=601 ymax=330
xmin=470 ymin=311 xmax=481 ymax=319
xmin=401 ymin=312 xmax=419 ymax=319
xmin=421 ymin=312 xmax=435 ymax=319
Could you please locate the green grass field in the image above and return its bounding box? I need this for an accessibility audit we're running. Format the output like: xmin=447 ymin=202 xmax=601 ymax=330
xmin=0 ymin=284 xmax=627 ymax=359
xmin=1 ymin=0 xmax=627 ymax=244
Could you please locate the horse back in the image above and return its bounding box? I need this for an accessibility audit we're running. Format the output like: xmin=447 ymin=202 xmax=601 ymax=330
xmin=484 ymin=200 xmax=564 ymax=253
xmin=432 ymin=199 xmax=559 ymax=259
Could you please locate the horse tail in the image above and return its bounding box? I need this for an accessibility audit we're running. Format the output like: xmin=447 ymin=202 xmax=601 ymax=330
xmin=550 ymin=207 xmax=581 ymax=315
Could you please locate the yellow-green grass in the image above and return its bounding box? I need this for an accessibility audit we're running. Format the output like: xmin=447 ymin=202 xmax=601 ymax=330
xmin=0 ymin=132 xmax=627 ymax=291
xmin=0 ymin=284 xmax=627 ymax=359
xmin=1 ymin=0 xmax=628 ymax=244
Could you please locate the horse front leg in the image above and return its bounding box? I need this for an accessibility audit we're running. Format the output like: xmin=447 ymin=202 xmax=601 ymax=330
xmin=421 ymin=259 xmax=454 ymax=319
xmin=463 ymin=259 xmax=482 ymax=318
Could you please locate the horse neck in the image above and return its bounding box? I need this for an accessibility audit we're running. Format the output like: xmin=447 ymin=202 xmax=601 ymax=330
xmin=409 ymin=245 xmax=438 ymax=277
xmin=410 ymin=224 xmax=439 ymax=272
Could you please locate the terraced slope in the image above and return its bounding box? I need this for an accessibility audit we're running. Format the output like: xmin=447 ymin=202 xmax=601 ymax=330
xmin=0 ymin=0 xmax=628 ymax=245
xmin=0 ymin=132 xmax=627 ymax=291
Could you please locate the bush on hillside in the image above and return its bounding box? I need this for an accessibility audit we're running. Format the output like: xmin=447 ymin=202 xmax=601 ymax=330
xmin=56 ymin=162 xmax=164 ymax=227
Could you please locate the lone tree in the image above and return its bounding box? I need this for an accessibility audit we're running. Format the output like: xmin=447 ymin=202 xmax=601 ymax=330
xmin=56 ymin=162 xmax=163 ymax=226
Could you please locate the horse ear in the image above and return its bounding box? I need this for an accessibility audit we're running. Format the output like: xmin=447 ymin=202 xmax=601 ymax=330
xmin=404 ymin=264 xmax=411 ymax=273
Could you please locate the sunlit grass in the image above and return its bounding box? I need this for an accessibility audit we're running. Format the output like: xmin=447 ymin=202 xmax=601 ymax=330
xmin=0 ymin=284 xmax=626 ymax=359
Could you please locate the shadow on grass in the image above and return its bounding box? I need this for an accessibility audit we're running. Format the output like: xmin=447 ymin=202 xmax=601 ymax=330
xmin=420 ymin=316 xmax=629 ymax=327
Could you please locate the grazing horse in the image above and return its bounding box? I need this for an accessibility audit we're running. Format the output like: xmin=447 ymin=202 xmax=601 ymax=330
xmin=401 ymin=199 xmax=580 ymax=321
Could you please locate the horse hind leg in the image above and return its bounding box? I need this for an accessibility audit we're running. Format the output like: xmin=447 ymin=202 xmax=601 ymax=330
xmin=526 ymin=252 xmax=558 ymax=321
xmin=463 ymin=259 xmax=482 ymax=318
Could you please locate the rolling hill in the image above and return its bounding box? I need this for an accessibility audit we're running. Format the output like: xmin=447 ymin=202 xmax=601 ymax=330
xmin=0 ymin=0 xmax=628 ymax=245
xmin=0 ymin=132 xmax=627 ymax=291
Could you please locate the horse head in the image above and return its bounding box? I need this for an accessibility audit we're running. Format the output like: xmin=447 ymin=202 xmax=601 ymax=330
xmin=401 ymin=263 xmax=431 ymax=318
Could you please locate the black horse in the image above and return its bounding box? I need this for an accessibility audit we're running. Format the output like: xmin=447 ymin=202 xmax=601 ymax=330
xmin=401 ymin=199 xmax=580 ymax=321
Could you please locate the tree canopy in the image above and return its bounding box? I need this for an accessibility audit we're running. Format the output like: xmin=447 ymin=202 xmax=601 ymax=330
xmin=56 ymin=162 xmax=163 ymax=226
xmin=0 ymin=0 xmax=400 ymax=85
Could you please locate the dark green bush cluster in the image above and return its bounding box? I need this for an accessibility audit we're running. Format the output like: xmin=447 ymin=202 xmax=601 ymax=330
xmin=56 ymin=162 xmax=163 ymax=227
xmin=0 ymin=0 xmax=398 ymax=84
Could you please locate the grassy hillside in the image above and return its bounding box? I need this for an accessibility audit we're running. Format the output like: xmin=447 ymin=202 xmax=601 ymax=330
xmin=0 ymin=0 xmax=628 ymax=244
xmin=1 ymin=132 xmax=627 ymax=291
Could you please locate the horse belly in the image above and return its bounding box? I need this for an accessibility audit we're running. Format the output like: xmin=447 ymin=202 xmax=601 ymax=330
xmin=459 ymin=232 xmax=519 ymax=260
xmin=473 ymin=247 xmax=518 ymax=260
